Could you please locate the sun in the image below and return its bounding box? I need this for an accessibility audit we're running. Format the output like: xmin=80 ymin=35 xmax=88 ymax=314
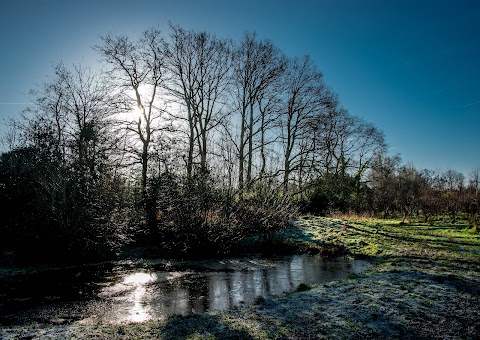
xmin=117 ymin=102 xmax=145 ymax=122
xmin=132 ymin=105 xmax=144 ymax=119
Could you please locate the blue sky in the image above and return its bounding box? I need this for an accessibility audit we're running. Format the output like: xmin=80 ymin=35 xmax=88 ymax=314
xmin=1 ymin=0 xmax=479 ymax=175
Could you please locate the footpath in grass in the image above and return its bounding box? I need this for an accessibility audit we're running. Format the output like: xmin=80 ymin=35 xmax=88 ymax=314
xmin=1 ymin=217 xmax=479 ymax=339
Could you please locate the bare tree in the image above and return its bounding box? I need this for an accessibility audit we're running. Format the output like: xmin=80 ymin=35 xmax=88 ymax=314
xmin=369 ymin=153 xmax=401 ymax=217
xmin=466 ymin=168 xmax=480 ymax=231
xmin=257 ymin=89 xmax=284 ymax=178
xmin=442 ymin=169 xmax=465 ymax=222
xmin=165 ymin=25 xmax=232 ymax=178
xmin=395 ymin=165 xmax=425 ymax=221
xmin=329 ymin=114 xmax=384 ymax=183
xmin=417 ymin=169 xmax=443 ymax=223
xmin=95 ymin=28 xmax=166 ymax=202
xmin=25 ymin=62 xmax=70 ymax=162
xmin=231 ymin=32 xmax=286 ymax=189
xmin=279 ymin=55 xmax=331 ymax=193
xmin=23 ymin=62 xmax=120 ymax=188
xmin=469 ymin=168 xmax=480 ymax=196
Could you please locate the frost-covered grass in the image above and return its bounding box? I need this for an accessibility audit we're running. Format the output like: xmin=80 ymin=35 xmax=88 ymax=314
xmin=2 ymin=217 xmax=479 ymax=339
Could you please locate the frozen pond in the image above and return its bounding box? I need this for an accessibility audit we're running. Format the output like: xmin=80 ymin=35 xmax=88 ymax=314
xmin=0 ymin=255 xmax=370 ymax=325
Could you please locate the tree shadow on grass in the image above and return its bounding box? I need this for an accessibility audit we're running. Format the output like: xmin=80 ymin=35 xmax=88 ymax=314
xmin=160 ymin=314 xmax=255 ymax=339
xmin=245 ymin=267 xmax=479 ymax=339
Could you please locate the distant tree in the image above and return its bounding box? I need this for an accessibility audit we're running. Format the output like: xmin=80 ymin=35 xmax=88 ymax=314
xmin=309 ymin=106 xmax=385 ymax=204
xmin=347 ymin=119 xmax=386 ymax=183
xmin=418 ymin=169 xmax=443 ymax=224
xmin=465 ymin=169 xmax=479 ymax=231
xmin=369 ymin=153 xmax=401 ymax=217
xmin=395 ymin=165 xmax=425 ymax=221
xmin=442 ymin=169 xmax=465 ymax=223
xmin=469 ymin=168 xmax=480 ymax=195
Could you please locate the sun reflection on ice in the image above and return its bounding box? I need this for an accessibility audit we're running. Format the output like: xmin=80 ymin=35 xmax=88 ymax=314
xmin=123 ymin=272 xmax=157 ymax=323
xmin=124 ymin=272 xmax=156 ymax=285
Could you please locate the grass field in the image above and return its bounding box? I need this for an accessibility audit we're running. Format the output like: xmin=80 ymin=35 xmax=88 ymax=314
xmin=2 ymin=217 xmax=479 ymax=339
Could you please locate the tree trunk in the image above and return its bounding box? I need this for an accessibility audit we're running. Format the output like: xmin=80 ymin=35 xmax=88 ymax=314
xmin=201 ymin=132 xmax=207 ymax=174
xmin=246 ymin=103 xmax=254 ymax=185
xmin=260 ymin=113 xmax=266 ymax=177
xmin=238 ymin=107 xmax=246 ymax=190
xmin=283 ymin=158 xmax=290 ymax=193
xmin=186 ymin=106 xmax=195 ymax=179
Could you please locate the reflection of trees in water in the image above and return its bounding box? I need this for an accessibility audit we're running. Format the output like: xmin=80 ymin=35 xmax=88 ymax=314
xmin=2 ymin=256 xmax=367 ymax=324
xmin=111 ymin=256 xmax=362 ymax=321
xmin=1 ymin=257 xmax=369 ymax=325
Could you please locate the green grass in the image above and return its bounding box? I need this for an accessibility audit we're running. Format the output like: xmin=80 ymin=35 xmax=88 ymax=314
xmin=295 ymin=216 xmax=480 ymax=261
xmin=2 ymin=217 xmax=479 ymax=339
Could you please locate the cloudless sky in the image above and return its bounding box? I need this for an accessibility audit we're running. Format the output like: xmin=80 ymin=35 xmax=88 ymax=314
xmin=1 ymin=0 xmax=479 ymax=175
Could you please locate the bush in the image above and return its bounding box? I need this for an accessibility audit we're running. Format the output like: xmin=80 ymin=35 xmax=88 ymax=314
xmin=139 ymin=173 xmax=297 ymax=257
xmin=0 ymin=147 xmax=130 ymax=263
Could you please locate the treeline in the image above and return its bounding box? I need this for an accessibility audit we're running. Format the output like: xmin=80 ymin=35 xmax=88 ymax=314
xmin=308 ymin=154 xmax=480 ymax=231
xmin=0 ymin=25 xmax=476 ymax=263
